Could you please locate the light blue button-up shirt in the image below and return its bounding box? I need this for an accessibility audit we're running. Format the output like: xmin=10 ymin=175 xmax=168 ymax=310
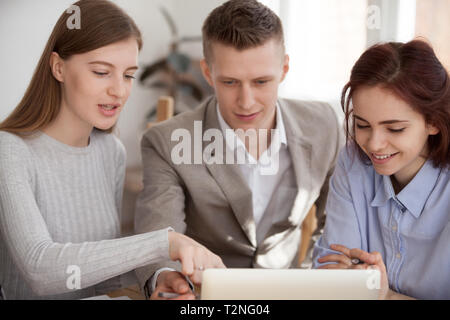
xmin=313 ymin=146 xmax=450 ymax=299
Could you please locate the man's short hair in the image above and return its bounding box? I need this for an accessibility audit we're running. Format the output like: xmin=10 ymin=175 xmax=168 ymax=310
xmin=202 ymin=0 xmax=285 ymax=63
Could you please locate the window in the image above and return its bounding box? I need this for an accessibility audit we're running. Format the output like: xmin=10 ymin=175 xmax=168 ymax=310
xmin=415 ymin=0 xmax=450 ymax=69
xmin=268 ymin=0 xmax=448 ymax=119
xmin=275 ymin=0 xmax=368 ymax=119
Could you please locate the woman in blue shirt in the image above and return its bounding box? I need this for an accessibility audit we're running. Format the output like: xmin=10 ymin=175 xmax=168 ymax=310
xmin=313 ymin=40 xmax=450 ymax=299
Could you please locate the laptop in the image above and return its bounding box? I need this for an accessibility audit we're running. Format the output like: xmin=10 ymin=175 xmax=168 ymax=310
xmin=200 ymin=268 xmax=380 ymax=300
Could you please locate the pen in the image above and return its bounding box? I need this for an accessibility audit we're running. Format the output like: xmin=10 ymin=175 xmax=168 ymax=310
xmin=158 ymin=292 xmax=181 ymax=299
xmin=158 ymin=291 xmax=200 ymax=299
xmin=351 ymin=258 xmax=364 ymax=265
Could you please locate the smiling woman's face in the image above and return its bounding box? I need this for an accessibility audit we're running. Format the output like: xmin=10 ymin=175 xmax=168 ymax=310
xmin=53 ymin=37 xmax=139 ymax=131
xmin=352 ymin=85 xmax=439 ymax=187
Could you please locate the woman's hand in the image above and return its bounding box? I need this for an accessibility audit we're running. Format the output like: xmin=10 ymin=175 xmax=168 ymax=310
xmin=168 ymin=231 xmax=226 ymax=285
xmin=317 ymin=244 xmax=370 ymax=269
xmin=317 ymin=244 xmax=389 ymax=299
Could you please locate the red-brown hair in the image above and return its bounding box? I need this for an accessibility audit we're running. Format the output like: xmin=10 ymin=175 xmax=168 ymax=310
xmin=341 ymin=40 xmax=450 ymax=168
xmin=0 ymin=0 xmax=142 ymax=135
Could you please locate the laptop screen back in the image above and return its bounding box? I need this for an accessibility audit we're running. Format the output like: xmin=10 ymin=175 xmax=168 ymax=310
xmin=201 ymin=268 xmax=380 ymax=300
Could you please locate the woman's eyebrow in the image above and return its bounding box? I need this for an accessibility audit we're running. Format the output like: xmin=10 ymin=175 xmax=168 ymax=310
xmin=378 ymin=119 xmax=409 ymax=124
xmin=353 ymin=114 xmax=409 ymax=124
xmin=353 ymin=115 xmax=369 ymax=123
xmin=88 ymin=61 xmax=138 ymax=71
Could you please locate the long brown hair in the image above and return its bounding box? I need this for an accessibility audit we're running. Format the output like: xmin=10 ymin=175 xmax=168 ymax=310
xmin=0 ymin=0 xmax=142 ymax=135
xmin=341 ymin=40 xmax=450 ymax=168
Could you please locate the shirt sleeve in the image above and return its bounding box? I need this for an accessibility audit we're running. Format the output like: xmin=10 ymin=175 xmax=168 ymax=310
xmin=312 ymin=148 xmax=365 ymax=268
xmin=0 ymin=133 xmax=170 ymax=297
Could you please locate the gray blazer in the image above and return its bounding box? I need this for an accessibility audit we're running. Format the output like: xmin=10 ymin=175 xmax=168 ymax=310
xmin=134 ymin=96 xmax=342 ymax=289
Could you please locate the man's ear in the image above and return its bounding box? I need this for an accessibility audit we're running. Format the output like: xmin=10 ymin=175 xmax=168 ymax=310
xmin=49 ymin=52 xmax=65 ymax=82
xmin=200 ymin=58 xmax=214 ymax=87
xmin=280 ymin=54 xmax=289 ymax=82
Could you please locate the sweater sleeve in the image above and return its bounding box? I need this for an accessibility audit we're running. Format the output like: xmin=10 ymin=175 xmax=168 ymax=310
xmin=0 ymin=132 xmax=170 ymax=297
xmin=113 ymin=135 xmax=127 ymax=227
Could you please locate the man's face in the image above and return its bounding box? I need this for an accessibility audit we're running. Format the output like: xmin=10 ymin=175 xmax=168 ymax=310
xmin=201 ymin=39 xmax=289 ymax=131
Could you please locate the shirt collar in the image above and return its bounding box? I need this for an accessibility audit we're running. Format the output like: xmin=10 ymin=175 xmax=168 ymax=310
xmin=370 ymin=160 xmax=442 ymax=218
xmin=216 ymin=103 xmax=288 ymax=152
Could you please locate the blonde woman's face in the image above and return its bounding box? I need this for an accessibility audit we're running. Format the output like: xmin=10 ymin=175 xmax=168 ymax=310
xmin=56 ymin=37 xmax=139 ymax=131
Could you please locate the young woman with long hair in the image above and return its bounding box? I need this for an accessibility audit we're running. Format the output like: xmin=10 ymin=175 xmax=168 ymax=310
xmin=0 ymin=0 xmax=223 ymax=300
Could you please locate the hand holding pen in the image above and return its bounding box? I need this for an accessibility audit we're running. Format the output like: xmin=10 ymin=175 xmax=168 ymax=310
xmin=151 ymin=270 xmax=204 ymax=300
xmin=317 ymin=244 xmax=389 ymax=299
xmin=151 ymin=270 xmax=196 ymax=300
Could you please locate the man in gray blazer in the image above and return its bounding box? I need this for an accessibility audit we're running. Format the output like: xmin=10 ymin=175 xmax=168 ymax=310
xmin=134 ymin=0 xmax=343 ymax=299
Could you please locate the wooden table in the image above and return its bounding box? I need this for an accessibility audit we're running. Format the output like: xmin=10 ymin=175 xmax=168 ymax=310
xmin=107 ymin=284 xmax=146 ymax=300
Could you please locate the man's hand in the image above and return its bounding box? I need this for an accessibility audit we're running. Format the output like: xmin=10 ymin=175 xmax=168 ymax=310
xmin=150 ymin=271 xmax=196 ymax=300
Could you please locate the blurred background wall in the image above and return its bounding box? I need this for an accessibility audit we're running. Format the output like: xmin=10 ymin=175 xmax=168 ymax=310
xmin=0 ymin=0 xmax=223 ymax=168
xmin=0 ymin=0 xmax=448 ymax=168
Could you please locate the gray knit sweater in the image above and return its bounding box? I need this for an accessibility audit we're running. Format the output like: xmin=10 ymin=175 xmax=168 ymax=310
xmin=0 ymin=130 xmax=169 ymax=299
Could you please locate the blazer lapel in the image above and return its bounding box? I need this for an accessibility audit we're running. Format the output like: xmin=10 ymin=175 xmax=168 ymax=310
xmin=279 ymin=100 xmax=314 ymax=223
xmin=202 ymin=99 xmax=257 ymax=247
